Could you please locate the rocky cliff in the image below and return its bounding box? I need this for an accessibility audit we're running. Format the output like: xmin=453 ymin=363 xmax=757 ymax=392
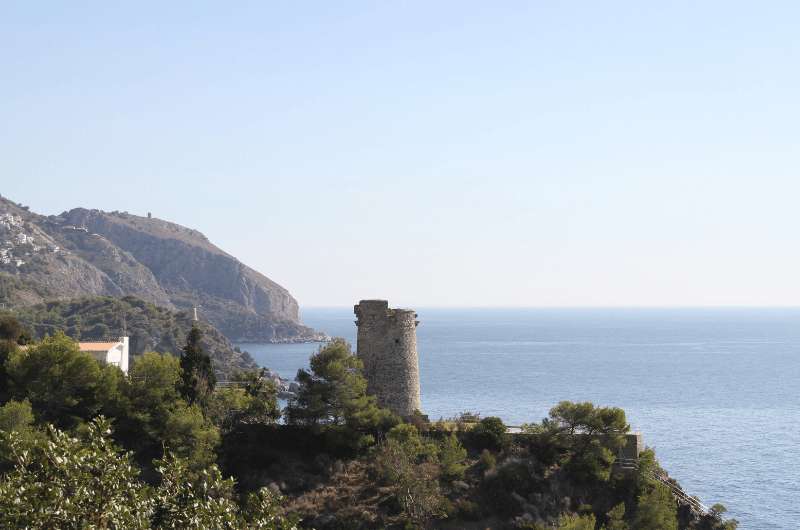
xmin=0 ymin=195 xmax=322 ymax=342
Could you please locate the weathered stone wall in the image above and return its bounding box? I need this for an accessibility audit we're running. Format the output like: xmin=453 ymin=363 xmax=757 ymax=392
xmin=354 ymin=300 xmax=421 ymax=417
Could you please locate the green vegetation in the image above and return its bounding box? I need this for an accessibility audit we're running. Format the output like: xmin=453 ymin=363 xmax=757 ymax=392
xmin=7 ymin=295 xmax=256 ymax=377
xmin=285 ymin=338 xmax=398 ymax=451
xmin=0 ymin=417 xmax=298 ymax=529
xmin=0 ymin=317 xmax=739 ymax=529
xmin=208 ymin=368 xmax=281 ymax=433
xmin=466 ymin=415 xmax=509 ymax=452
xmin=5 ymin=333 xmax=121 ymax=429
xmin=179 ymin=326 xmax=217 ymax=408
xmin=438 ymin=431 xmax=468 ymax=481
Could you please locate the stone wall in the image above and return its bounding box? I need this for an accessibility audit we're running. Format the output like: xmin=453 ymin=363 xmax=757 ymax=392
xmin=354 ymin=300 xmax=421 ymax=417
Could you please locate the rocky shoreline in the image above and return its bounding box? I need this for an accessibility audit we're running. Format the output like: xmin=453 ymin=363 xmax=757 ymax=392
xmin=259 ymin=367 xmax=302 ymax=399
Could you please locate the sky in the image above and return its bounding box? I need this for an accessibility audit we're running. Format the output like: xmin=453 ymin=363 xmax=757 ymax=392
xmin=2 ymin=2 xmax=800 ymax=308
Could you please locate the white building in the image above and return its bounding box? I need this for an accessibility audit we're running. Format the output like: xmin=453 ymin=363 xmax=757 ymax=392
xmin=0 ymin=213 xmax=20 ymax=228
xmin=78 ymin=337 xmax=130 ymax=374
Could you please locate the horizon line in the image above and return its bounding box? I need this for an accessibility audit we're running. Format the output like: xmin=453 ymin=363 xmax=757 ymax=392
xmin=301 ymin=304 xmax=800 ymax=310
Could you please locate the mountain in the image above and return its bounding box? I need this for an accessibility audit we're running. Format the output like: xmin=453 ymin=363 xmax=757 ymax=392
xmin=0 ymin=195 xmax=323 ymax=343
xmin=7 ymin=296 xmax=257 ymax=378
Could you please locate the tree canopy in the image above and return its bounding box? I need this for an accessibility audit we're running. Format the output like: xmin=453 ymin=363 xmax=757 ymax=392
xmin=5 ymin=332 xmax=121 ymax=429
xmin=179 ymin=326 xmax=217 ymax=409
xmin=285 ymin=338 xmax=397 ymax=449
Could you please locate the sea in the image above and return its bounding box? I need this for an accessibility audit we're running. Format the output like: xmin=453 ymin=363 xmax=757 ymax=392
xmin=237 ymin=307 xmax=800 ymax=530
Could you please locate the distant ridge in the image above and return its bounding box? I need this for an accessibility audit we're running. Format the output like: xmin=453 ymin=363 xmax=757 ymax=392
xmin=8 ymin=295 xmax=257 ymax=377
xmin=0 ymin=195 xmax=323 ymax=343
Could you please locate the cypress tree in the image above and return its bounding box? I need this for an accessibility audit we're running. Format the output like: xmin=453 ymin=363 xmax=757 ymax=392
xmin=179 ymin=326 xmax=216 ymax=408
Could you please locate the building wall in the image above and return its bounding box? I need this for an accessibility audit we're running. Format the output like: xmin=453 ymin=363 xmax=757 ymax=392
xmin=80 ymin=337 xmax=130 ymax=375
xmin=354 ymin=300 xmax=421 ymax=417
xmin=620 ymin=432 xmax=643 ymax=460
xmin=119 ymin=336 xmax=129 ymax=374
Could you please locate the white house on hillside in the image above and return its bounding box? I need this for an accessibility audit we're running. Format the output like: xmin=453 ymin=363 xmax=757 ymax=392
xmin=79 ymin=337 xmax=130 ymax=374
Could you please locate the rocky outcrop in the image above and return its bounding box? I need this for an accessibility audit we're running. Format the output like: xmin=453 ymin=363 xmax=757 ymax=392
xmin=0 ymin=195 xmax=321 ymax=342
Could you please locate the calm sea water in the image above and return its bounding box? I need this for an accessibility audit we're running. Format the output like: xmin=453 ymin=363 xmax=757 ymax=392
xmin=237 ymin=308 xmax=800 ymax=530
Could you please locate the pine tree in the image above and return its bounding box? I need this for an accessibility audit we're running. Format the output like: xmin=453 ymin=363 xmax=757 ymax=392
xmin=179 ymin=326 xmax=216 ymax=409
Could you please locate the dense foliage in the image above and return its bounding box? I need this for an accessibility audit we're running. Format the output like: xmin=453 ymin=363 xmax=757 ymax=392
xmin=285 ymin=338 xmax=398 ymax=452
xmin=179 ymin=326 xmax=217 ymax=408
xmin=0 ymin=417 xmax=298 ymax=529
xmin=0 ymin=317 xmax=739 ymax=529
xmin=6 ymin=295 xmax=256 ymax=377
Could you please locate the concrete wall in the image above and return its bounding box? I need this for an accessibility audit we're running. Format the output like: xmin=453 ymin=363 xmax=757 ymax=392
xmin=354 ymin=300 xmax=421 ymax=417
xmin=619 ymin=432 xmax=643 ymax=460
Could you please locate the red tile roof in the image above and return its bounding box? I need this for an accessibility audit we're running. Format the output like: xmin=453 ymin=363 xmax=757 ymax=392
xmin=78 ymin=342 xmax=119 ymax=351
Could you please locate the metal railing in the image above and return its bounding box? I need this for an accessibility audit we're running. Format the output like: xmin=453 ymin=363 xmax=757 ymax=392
xmin=613 ymin=458 xmax=718 ymax=519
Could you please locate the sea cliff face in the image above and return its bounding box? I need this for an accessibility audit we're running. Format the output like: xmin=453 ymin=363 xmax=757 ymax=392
xmin=0 ymin=195 xmax=322 ymax=342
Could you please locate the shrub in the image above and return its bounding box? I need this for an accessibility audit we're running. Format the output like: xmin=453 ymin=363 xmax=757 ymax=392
xmin=605 ymin=502 xmax=628 ymax=530
xmin=468 ymin=416 xmax=508 ymax=452
xmin=0 ymin=417 xmax=151 ymax=529
xmin=480 ymin=459 xmax=538 ymax=517
xmin=0 ymin=417 xmax=298 ymax=529
xmin=0 ymin=315 xmax=30 ymax=343
xmin=557 ymin=513 xmax=597 ymax=530
xmin=0 ymin=399 xmax=34 ymax=432
xmin=478 ymin=448 xmax=496 ymax=471
xmin=454 ymin=498 xmax=482 ymax=521
xmin=208 ymin=370 xmax=280 ymax=433
xmin=374 ymin=424 xmax=447 ymax=524
xmin=439 ymin=432 xmax=468 ymax=481
xmin=633 ymin=482 xmax=678 ymax=530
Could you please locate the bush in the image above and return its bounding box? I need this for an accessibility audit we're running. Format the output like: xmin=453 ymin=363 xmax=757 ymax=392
xmin=0 ymin=399 xmax=34 ymax=433
xmin=0 ymin=417 xmax=151 ymax=529
xmin=478 ymin=448 xmax=496 ymax=471
xmin=605 ymin=502 xmax=628 ymax=530
xmin=376 ymin=424 xmax=436 ymax=484
xmin=439 ymin=432 xmax=468 ymax=481
xmin=633 ymin=482 xmax=678 ymax=530
xmin=454 ymin=498 xmax=482 ymax=521
xmin=0 ymin=315 xmax=28 ymax=343
xmin=480 ymin=459 xmax=538 ymax=517
xmin=374 ymin=424 xmax=447 ymax=524
xmin=467 ymin=416 xmax=508 ymax=452
xmin=0 ymin=417 xmax=299 ymax=529
xmin=557 ymin=513 xmax=597 ymax=529
xmin=208 ymin=370 xmax=280 ymax=433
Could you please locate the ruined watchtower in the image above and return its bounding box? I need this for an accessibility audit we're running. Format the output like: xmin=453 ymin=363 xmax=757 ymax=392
xmin=354 ymin=300 xmax=421 ymax=418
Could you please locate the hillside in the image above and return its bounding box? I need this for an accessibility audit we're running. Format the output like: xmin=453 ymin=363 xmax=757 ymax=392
xmin=0 ymin=195 xmax=322 ymax=342
xmin=6 ymin=295 xmax=256 ymax=377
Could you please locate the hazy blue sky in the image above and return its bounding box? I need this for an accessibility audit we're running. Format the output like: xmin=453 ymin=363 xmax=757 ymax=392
xmin=2 ymin=2 xmax=799 ymax=308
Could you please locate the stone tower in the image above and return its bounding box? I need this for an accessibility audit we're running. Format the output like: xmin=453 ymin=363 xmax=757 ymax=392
xmin=354 ymin=300 xmax=421 ymax=417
